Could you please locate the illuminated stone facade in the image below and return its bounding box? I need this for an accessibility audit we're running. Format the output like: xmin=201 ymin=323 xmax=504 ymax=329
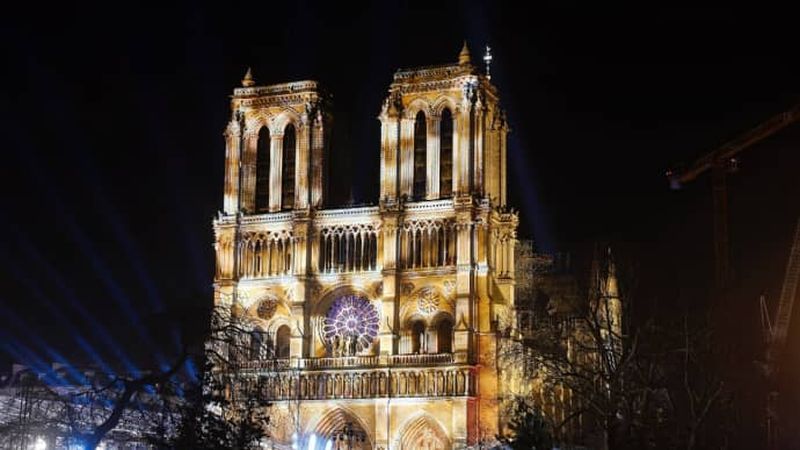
xmin=213 ymin=44 xmax=516 ymax=449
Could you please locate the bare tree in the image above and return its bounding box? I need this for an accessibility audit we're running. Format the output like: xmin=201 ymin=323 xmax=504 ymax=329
xmin=497 ymin=248 xmax=672 ymax=450
xmin=0 ymin=303 xmax=272 ymax=449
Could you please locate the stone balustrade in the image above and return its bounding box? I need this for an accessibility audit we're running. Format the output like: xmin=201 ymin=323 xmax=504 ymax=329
xmin=297 ymin=355 xmax=379 ymax=369
xmin=238 ymin=366 xmax=476 ymax=401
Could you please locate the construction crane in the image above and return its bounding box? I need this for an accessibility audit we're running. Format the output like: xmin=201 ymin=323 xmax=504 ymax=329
xmin=759 ymin=218 xmax=800 ymax=449
xmin=668 ymin=103 xmax=800 ymax=289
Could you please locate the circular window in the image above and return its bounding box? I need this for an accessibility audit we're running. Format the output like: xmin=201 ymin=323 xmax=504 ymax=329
xmin=323 ymin=295 xmax=379 ymax=355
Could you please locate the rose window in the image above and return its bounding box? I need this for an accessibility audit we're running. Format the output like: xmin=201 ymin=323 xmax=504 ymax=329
xmin=416 ymin=287 xmax=440 ymax=315
xmin=257 ymin=297 xmax=277 ymax=320
xmin=323 ymin=295 xmax=379 ymax=355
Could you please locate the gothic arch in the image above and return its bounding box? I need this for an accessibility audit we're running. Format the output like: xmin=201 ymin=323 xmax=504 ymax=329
xmin=305 ymin=407 xmax=373 ymax=449
xmin=404 ymin=98 xmax=433 ymax=120
xmin=396 ymin=413 xmax=451 ymax=450
xmin=431 ymin=96 xmax=458 ymax=117
xmin=244 ymin=110 xmax=272 ymax=134
xmin=270 ymin=108 xmax=303 ymax=135
xmin=312 ymin=285 xmax=376 ymax=318
xmin=245 ymin=293 xmax=290 ymax=319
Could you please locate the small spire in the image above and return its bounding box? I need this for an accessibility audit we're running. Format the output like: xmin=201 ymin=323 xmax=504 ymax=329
xmin=458 ymin=40 xmax=471 ymax=65
xmin=241 ymin=67 xmax=255 ymax=87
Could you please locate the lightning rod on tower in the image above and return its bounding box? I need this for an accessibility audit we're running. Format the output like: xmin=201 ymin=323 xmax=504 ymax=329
xmin=483 ymin=45 xmax=493 ymax=80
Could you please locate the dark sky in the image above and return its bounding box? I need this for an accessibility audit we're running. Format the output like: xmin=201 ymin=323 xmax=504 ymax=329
xmin=1 ymin=1 xmax=799 ymax=386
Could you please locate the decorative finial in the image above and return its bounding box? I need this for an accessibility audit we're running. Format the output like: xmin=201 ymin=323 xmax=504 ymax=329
xmin=241 ymin=67 xmax=255 ymax=87
xmin=458 ymin=40 xmax=471 ymax=65
xmin=483 ymin=44 xmax=493 ymax=80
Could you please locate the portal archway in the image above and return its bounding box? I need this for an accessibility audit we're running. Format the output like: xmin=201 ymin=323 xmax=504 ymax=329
xmin=307 ymin=407 xmax=372 ymax=450
xmin=396 ymin=413 xmax=451 ymax=450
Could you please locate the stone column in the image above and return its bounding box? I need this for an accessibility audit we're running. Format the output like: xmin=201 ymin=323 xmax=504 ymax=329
xmin=269 ymin=134 xmax=284 ymax=212
xmin=453 ymin=204 xmax=474 ymax=362
xmin=426 ymin=114 xmax=441 ymax=200
xmin=379 ymin=100 xmax=401 ymax=205
xmin=379 ymin=212 xmax=400 ymax=359
xmin=295 ymin=120 xmax=310 ymax=210
xmin=240 ymin=131 xmax=258 ymax=212
xmin=223 ymin=119 xmax=241 ymax=214
xmin=473 ymin=99 xmax=485 ymax=198
xmin=311 ymin=113 xmax=326 ymax=208
xmin=399 ymin=117 xmax=415 ymax=199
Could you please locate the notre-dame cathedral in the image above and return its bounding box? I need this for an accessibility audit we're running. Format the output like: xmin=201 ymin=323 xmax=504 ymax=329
xmin=212 ymin=43 xmax=524 ymax=449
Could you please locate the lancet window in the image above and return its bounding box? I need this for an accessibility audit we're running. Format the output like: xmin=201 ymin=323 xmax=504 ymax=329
xmin=275 ymin=324 xmax=291 ymax=359
xmin=281 ymin=124 xmax=296 ymax=210
xmin=238 ymin=230 xmax=294 ymax=278
xmin=413 ymin=111 xmax=427 ymax=200
xmin=255 ymin=126 xmax=271 ymax=211
xmin=439 ymin=108 xmax=453 ymax=198
xmin=399 ymin=219 xmax=456 ymax=269
xmin=436 ymin=317 xmax=453 ymax=353
xmin=318 ymin=223 xmax=379 ymax=273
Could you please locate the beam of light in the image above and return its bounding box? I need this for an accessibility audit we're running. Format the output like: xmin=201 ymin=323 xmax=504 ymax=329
xmin=507 ymin=132 xmax=556 ymax=253
xmin=33 ymin=436 xmax=47 ymax=450
xmin=125 ymin=74 xmax=210 ymax=292
xmin=15 ymin=50 xmax=167 ymax=318
xmin=6 ymin=85 xmax=170 ymax=369
xmin=0 ymin=335 xmax=64 ymax=386
xmin=184 ymin=359 xmax=200 ymax=383
xmin=0 ymin=249 xmax=116 ymax=376
xmin=0 ymin=303 xmax=88 ymax=385
xmin=8 ymin=229 xmax=141 ymax=375
xmin=308 ymin=434 xmax=317 ymax=450
xmin=10 ymin=158 xmax=169 ymax=369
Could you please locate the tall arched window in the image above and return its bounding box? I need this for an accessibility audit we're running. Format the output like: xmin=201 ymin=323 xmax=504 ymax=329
xmin=413 ymin=111 xmax=427 ymax=200
xmin=411 ymin=320 xmax=426 ymax=354
xmin=255 ymin=126 xmax=271 ymax=211
xmin=439 ymin=108 xmax=453 ymax=198
xmin=250 ymin=330 xmax=265 ymax=360
xmin=436 ymin=317 xmax=453 ymax=353
xmin=281 ymin=124 xmax=296 ymax=210
xmin=276 ymin=325 xmax=291 ymax=359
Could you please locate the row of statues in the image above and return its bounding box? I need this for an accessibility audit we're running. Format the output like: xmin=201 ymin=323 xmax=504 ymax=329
xmin=331 ymin=333 xmax=360 ymax=357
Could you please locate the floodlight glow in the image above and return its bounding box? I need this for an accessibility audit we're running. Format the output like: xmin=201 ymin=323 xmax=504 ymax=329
xmin=32 ymin=437 xmax=46 ymax=450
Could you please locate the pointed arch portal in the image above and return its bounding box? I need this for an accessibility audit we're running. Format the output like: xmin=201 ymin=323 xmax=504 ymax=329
xmin=307 ymin=408 xmax=372 ymax=450
xmin=397 ymin=414 xmax=451 ymax=450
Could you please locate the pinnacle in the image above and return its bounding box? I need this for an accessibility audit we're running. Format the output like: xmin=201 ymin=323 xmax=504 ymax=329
xmin=458 ymin=40 xmax=471 ymax=65
xmin=241 ymin=67 xmax=255 ymax=87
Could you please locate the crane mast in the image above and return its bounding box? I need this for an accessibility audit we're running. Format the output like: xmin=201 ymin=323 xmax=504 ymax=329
xmin=761 ymin=219 xmax=800 ymax=449
xmin=669 ymin=103 xmax=800 ymax=289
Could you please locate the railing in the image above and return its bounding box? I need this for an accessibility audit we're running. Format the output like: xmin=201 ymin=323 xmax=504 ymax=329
xmin=238 ymin=359 xmax=291 ymax=371
xmin=291 ymin=353 xmax=454 ymax=370
xmin=389 ymin=353 xmax=453 ymax=366
xmin=298 ymin=355 xmax=379 ymax=369
xmin=239 ymin=366 xmax=477 ymax=401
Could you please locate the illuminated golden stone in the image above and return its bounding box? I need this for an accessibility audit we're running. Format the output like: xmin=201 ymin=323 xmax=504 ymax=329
xmin=213 ymin=43 xmax=517 ymax=449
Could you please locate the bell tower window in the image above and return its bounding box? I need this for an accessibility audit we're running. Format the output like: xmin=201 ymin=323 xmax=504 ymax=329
xmin=255 ymin=126 xmax=271 ymax=212
xmin=440 ymin=108 xmax=453 ymax=198
xmin=282 ymin=124 xmax=296 ymax=210
xmin=413 ymin=111 xmax=427 ymax=200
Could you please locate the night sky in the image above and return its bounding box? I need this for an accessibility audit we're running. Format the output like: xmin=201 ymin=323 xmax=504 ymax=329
xmin=1 ymin=1 xmax=799 ymax=397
